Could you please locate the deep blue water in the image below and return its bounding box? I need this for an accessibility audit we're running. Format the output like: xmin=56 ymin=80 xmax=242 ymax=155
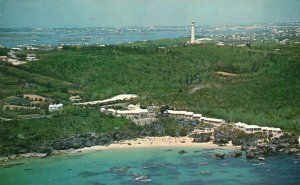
xmin=0 ymin=147 xmax=299 ymax=185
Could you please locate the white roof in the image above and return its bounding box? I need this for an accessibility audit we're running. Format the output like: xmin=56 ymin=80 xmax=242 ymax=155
xmin=165 ymin=110 xmax=187 ymax=115
xmin=201 ymin=117 xmax=224 ymax=122
xmin=196 ymin=38 xmax=213 ymax=41
xmin=193 ymin=114 xmax=202 ymax=117
xmin=185 ymin=112 xmax=194 ymax=116
xmin=107 ymin=108 xmax=116 ymax=113
xmin=116 ymin=109 xmax=148 ymax=114
xmin=244 ymin=125 xmax=261 ymax=129
xmin=49 ymin=103 xmax=63 ymax=108
xmin=74 ymin=94 xmax=138 ymax=105
xmin=235 ymin=122 xmax=247 ymax=127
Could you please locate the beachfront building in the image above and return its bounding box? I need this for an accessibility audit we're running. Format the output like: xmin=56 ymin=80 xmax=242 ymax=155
xmin=261 ymin=127 xmax=283 ymax=138
xmin=101 ymin=104 xmax=149 ymax=119
xmin=234 ymin=122 xmax=283 ymax=138
xmin=48 ymin=103 xmax=63 ymax=112
xmin=164 ymin=110 xmax=225 ymax=126
xmin=191 ymin=128 xmax=214 ymax=134
xmin=200 ymin=117 xmax=225 ymax=125
xmin=163 ymin=110 xmax=202 ymax=121
xmin=101 ymin=104 xmax=157 ymax=125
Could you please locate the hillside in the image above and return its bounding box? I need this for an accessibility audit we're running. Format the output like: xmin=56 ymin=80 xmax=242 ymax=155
xmin=0 ymin=40 xmax=300 ymax=155
xmin=22 ymin=41 xmax=300 ymax=129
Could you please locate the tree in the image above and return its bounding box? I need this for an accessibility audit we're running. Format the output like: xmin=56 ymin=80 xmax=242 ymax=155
xmin=16 ymin=91 xmax=23 ymax=97
xmin=60 ymin=87 xmax=68 ymax=93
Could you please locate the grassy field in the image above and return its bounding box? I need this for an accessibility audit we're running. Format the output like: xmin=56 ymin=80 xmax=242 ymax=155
xmin=0 ymin=39 xmax=299 ymax=155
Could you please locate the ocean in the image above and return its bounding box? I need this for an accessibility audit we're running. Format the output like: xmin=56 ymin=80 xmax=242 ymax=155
xmin=0 ymin=27 xmax=190 ymax=48
xmin=1 ymin=147 xmax=299 ymax=185
xmin=1 ymin=23 xmax=292 ymax=48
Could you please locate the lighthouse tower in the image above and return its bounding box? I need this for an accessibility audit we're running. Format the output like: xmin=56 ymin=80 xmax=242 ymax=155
xmin=191 ymin=21 xmax=196 ymax=44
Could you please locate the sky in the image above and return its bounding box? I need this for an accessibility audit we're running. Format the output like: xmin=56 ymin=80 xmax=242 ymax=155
xmin=0 ymin=0 xmax=300 ymax=28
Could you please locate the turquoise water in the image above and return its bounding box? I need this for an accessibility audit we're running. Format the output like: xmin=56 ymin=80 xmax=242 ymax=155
xmin=0 ymin=147 xmax=299 ymax=185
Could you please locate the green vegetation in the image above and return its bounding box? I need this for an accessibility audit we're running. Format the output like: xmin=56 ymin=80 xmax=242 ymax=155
xmin=21 ymin=41 xmax=300 ymax=131
xmin=0 ymin=47 xmax=9 ymax=56
xmin=0 ymin=39 xmax=300 ymax=155
xmin=0 ymin=106 xmax=141 ymax=155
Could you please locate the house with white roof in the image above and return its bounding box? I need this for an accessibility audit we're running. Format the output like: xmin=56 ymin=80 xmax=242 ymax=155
xmin=164 ymin=109 xmax=225 ymax=125
xmin=101 ymin=104 xmax=149 ymax=119
xmin=234 ymin=122 xmax=283 ymax=138
xmin=200 ymin=117 xmax=225 ymax=125
xmin=48 ymin=103 xmax=63 ymax=112
xmin=164 ymin=110 xmax=202 ymax=121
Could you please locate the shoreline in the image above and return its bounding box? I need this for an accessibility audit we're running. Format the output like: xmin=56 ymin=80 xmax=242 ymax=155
xmin=0 ymin=136 xmax=240 ymax=163
xmin=70 ymin=136 xmax=240 ymax=154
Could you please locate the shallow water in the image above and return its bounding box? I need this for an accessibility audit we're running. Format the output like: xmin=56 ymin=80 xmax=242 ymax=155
xmin=0 ymin=147 xmax=299 ymax=185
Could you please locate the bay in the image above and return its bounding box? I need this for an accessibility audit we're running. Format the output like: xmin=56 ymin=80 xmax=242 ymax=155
xmin=1 ymin=147 xmax=299 ymax=185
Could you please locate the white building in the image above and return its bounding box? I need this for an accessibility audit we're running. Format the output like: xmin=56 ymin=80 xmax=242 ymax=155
xmin=192 ymin=128 xmax=214 ymax=134
xmin=0 ymin=56 xmax=8 ymax=62
xmin=26 ymin=54 xmax=38 ymax=61
xmin=234 ymin=122 xmax=283 ymax=138
xmin=48 ymin=103 xmax=63 ymax=112
xmin=164 ymin=109 xmax=225 ymax=125
xmin=200 ymin=117 xmax=225 ymax=125
xmin=164 ymin=110 xmax=202 ymax=121
xmin=195 ymin=38 xmax=213 ymax=44
xmin=101 ymin=104 xmax=149 ymax=119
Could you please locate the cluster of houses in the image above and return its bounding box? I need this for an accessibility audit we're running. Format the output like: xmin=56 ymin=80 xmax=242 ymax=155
xmin=234 ymin=122 xmax=283 ymax=138
xmin=163 ymin=110 xmax=225 ymax=126
xmin=0 ymin=47 xmax=39 ymax=66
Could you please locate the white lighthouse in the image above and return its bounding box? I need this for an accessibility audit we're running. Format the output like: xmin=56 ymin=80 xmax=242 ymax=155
xmin=191 ymin=21 xmax=196 ymax=44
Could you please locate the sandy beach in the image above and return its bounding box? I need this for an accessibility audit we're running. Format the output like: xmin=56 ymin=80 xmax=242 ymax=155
xmin=69 ymin=136 xmax=241 ymax=154
xmin=0 ymin=136 xmax=241 ymax=163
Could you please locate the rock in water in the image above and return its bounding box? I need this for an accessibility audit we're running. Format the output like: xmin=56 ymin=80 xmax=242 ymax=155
xmin=215 ymin=153 xmax=225 ymax=159
xmin=178 ymin=150 xmax=187 ymax=155
xmin=230 ymin=151 xmax=242 ymax=157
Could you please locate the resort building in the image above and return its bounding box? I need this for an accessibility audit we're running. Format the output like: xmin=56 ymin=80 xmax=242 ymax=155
xmin=261 ymin=127 xmax=283 ymax=138
xmin=234 ymin=122 xmax=283 ymax=138
xmin=164 ymin=109 xmax=225 ymax=126
xmin=101 ymin=104 xmax=149 ymax=119
xmin=191 ymin=128 xmax=214 ymax=134
xmin=163 ymin=110 xmax=202 ymax=121
xmin=200 ymin=117 xmax=225 ymax=125
xmin=48 ymin=103 xmax=63 ymax=112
